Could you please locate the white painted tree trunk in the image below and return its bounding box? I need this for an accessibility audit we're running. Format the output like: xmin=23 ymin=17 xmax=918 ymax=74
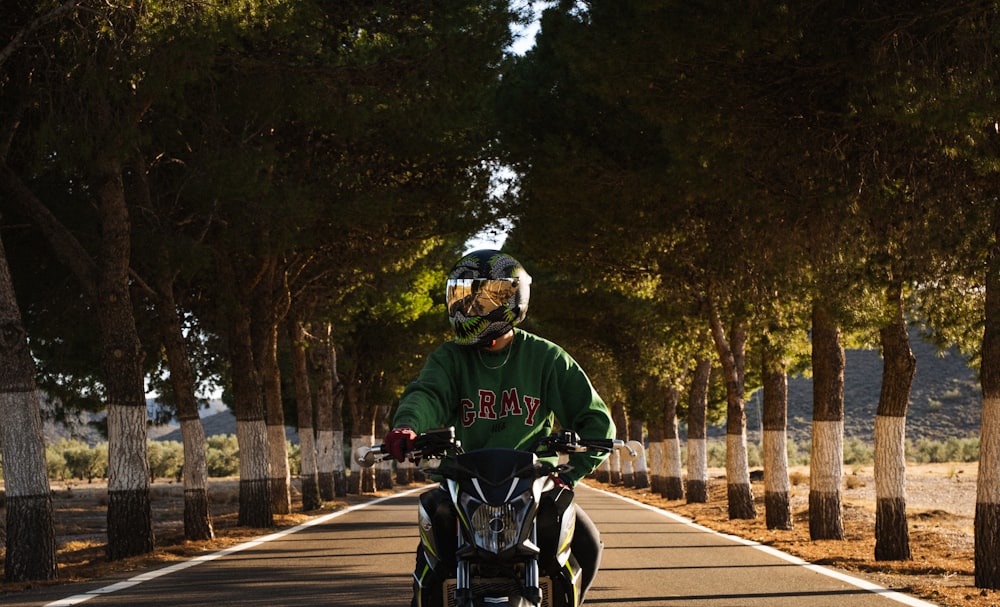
xmin=687 ymin=437 xmax=708 ymax=503
xmin=648 ymin=441 xmax=663 ymax=493
xmin=267 ymin=424 xmax=291 ymax=514
xmin=317 ymin=428 xmax=334 ymax=495
xmin=763 ymin=429 xmax=791 ymax=529
xmin=810 ymin=420 xmax=844 ymax=538
xmin=332 ymin=430 xmax=346 ymax=494
xmin=629 ymin=440 xmax=649 ymax=489
xmin=664 ymin=436 xmax=683 ymax=500
xmin=236 ymin=418 xmax=272 ymax=527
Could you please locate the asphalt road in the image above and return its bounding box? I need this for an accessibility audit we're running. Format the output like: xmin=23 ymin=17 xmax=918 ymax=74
xmin=2 ymin=485 xmax=939 ymax=607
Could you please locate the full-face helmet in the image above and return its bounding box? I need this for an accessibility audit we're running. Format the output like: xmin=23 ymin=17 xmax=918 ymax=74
xmin=446 ymin=250 xmax=531 ymax=347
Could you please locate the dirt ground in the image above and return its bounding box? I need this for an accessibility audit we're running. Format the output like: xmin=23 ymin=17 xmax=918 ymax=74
xmin=593 ymin=463 xmax=985 ymax=607
xmin=0 ymin=463 xmax=991 ymax=607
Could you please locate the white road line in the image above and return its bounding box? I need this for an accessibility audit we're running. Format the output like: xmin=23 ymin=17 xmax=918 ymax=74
xmin=586 ymin=484 xmax=941 ymax=607
xmin=44 ymin=484 xmax=939 ymax=607
xmin=44 ymin=486 xmax=426 ymax=607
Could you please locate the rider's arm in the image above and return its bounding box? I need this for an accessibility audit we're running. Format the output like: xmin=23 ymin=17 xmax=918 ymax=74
xmin=547 ymin=354 xmax=616 ymax=485
xmin=392 ymin=346 xmax=458 ymax=433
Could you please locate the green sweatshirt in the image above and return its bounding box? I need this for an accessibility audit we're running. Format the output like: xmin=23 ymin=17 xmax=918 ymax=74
xmin=392 ymin=329 xmax=615 ymax=484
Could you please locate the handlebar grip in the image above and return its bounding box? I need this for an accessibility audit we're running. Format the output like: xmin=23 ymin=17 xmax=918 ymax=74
xmin=580 ymin=438 xmax=616 ymax=452
xmin=356 ymin=444 xmax=386 ymax=467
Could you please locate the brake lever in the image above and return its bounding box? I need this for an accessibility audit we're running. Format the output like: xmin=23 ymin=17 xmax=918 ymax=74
xmin=615 ymin=439 xmax=638 ymax=458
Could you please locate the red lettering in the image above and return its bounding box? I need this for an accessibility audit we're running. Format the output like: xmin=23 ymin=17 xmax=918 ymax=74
xmin=499 ymin=389 xmax=522 ymax=418
xmin=479 ymin=390 xmax=497 ymax=420
xmin=461 ymin=399 xmax=476 ymax=427
xmin=523 ymin=396 xmax=542 ymax=425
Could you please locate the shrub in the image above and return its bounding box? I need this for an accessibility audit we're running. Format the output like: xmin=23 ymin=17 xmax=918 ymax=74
xmin=906 ymin=436 xmax=979 ymax=463
xmin=147 ymin=440 xmax=184 ymax=480
xmin=206 ymin=434 xmax=240 ymax=477
xmin=843 ymin=438 xmax=874 ymax=465
xmin=62 ymin=441 xmax=108 ymax=481
xmin=286 ymin=441 xmax=301 ymax=476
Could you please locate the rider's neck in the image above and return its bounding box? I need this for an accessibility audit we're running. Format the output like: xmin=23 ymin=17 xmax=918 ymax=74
xmin=485 ymin=330 xmax=515 ymax=351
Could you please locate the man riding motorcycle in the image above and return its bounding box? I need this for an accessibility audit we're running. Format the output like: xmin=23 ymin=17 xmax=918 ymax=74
xmin=384 ymin=250 xmax=616 ymax=606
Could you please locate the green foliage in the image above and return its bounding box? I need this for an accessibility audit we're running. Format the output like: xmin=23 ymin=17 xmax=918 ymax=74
xmin=52 ymin=439 xmax=109 ymax=482
xmin=907 ymin=436 xmax=980 ymax=464
xmin=147 ymin=440 xmax=184 ymax=480
xmin=6 ymin=1 xmax=1000 ymax=495
xmin=787 ymin=439 xmax=810 ymax=467
xmin=205 ymin=435 xmax=241 ymax=477
xmin=843 ymin=438 xmax=874 ymax=466
xmin=37 ymin=436 xmax=307 ymax=481
xmin=286 ymin=441 xmax=301 ymax=477
xmin=44 ymin=448 xmax=68 ymax=481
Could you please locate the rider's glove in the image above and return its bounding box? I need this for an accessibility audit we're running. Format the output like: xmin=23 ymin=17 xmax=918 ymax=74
xmin=549 ymin=473 xmax=574 ymax=491
xmin=384 ymin=426 xmax=417 ymax=462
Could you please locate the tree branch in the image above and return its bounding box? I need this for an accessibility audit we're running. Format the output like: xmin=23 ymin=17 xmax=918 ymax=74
xmin=0 ymin=162 xmax=99 ymax=302
xmin=0 ymin=0 xmax=87 ymax=71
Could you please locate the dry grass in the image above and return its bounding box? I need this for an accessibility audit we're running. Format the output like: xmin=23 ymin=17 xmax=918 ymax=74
xmin=0 ymin=464 xmax=993 ymax=607
xmin=0 ymin=477 xmax=373 ymax=595
xmin=593 ymin=463 xmax=990 ymax=607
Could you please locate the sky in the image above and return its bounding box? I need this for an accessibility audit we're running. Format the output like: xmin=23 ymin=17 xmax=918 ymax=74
xmin=460 ymin=3 xmax=546 ymax=254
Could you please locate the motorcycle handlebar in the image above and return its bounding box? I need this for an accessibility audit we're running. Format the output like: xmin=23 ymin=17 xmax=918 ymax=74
xmin=355 ymin=428 xmax=632 ymax=468
xmin=356 ymin=444 xmax=387 ymax=468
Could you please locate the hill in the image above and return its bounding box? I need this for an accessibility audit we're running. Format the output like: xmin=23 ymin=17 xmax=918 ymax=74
xmin=741 ymin=331 xmax=981 ymax=444
xmin=44 ymin=331 xmax=981 ymax=447
xmin=154 ymin=409 xmax=300 ymax=444
xmin=166 ymin=334 xmax=981 ymax=446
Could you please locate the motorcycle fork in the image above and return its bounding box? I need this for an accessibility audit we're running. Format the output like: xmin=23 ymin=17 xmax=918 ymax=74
xmin=525 ymin=522 xmax=542 ymax=605
xmin=453 ymin=521 xmax=544 ymax=607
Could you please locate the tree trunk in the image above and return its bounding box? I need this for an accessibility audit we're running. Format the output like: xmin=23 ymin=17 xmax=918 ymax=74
xmin=810 ymin=299 xmax=845 ymax=540
xmin=648 ymin=416 xmax=664 ymax=494
xmin=611 ymin=402 xmax=628 ymax=485
xmin=288 ymin=315 xmax=320 ymax=511
xmin=977 ymin=204 xmax=1000 ymax=588
xmin=375 ymin=405 xmax=393 ymax=490
xmin=312 ymin=324 xmax=347 ymax=499
xmin=396 ymin=457 xmax=415 ymax=485
xmin=594 ymin=453 xmax=612 ymax=484
xmin=153 ymin=271 xmax=213 ymax=540
xmin=874 ymin=282 xmax=915 ymax=561
xmin=249 ymin=267 xmax=291 ymax=516
xmin=0 ymin=163 xmax=98 ymax=300
xmin=706 ymin=296 xmax=755 ymax=520
xmin=0 ymin=163 xmax=151 ymax=558
xmin=628 ymin=418 xmax=648 ymax=489
xmin=762 ymin=345 xmax=792 ymax=530
xmin=347 ymin=379 xmax=376 ymax=494
xmin=0 ymin=235 xmax=56 ymax=582
xmin=259 ymin=323 xmax=291 ymax=515
xmin=219 ymin=258 xmax=273 ymax=529
xmin=98 ymin=169 xmax=154 ymax=560
xmin=330 ymin=341 xmax=347 ymax=497
xmin=662 ymin=385 xmax=684 ymax=500
xmin=686 ymin=357 xmax=712 ymax=504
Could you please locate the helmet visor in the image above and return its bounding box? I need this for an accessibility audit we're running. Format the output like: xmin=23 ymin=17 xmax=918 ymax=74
xmin=446 ymin=278 xmax=520 ymax=317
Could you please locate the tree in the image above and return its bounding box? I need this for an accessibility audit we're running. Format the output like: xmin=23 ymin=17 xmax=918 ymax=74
xmin=873 ymin=283 xmax=914 ymax=558
xmin=216 ymin=253 xmax=272 ymax=528
xmin=760 ymin=341 xmax=793 ymax=530
xmin=287 ymin=313 xmax=320 ymax=510
xmin=311 ymin=323 xmax=347 ymax=499
xmin=0 ymin=234 xmax=56 ymax=581
xmin=685 ymin=357 xmax=713 ymax=504
xmin=979 ymin=203 xmax=1000 ymax=587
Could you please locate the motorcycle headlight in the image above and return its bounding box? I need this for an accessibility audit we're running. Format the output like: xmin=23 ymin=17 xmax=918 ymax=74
xmin=461 ymin=491 xmax=532 ymax=554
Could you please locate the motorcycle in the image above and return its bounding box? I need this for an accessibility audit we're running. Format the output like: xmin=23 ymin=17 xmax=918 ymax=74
xmin=357 ymin=427 xmax=627 ymax=607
